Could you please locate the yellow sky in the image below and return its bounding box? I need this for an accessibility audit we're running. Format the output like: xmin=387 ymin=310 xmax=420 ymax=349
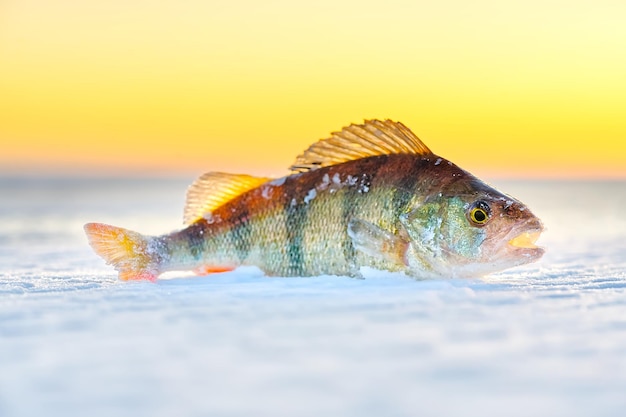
xmin=1 ymin=0 xmax=625 ymax=178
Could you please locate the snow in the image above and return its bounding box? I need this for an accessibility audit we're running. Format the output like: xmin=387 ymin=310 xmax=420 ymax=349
xmin=1 ymin=177 xmax=626 ymax=417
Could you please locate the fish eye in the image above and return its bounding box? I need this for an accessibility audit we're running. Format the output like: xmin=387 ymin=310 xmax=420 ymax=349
xmin=468 ymin=201 xmax=491 ymax=226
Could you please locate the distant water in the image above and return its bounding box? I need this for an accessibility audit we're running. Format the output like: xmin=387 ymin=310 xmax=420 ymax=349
xmin=1 ymin=177 xmax=625 ymax=417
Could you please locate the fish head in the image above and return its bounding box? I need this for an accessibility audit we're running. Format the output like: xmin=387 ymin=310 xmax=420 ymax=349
xmin=400 ymin=178 xmax=544 ymax=278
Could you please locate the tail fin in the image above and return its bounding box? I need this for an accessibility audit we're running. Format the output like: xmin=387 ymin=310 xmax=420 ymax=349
xmin=84 ymin=223 xmax=161 ymax=282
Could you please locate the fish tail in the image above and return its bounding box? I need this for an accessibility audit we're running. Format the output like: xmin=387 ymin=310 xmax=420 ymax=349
xmin=84 ymin=222 xmax=162 ymax=282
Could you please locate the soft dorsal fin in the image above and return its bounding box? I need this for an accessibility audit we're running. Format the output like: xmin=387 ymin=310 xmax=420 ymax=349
xmin=184 ymin=172 xmax=271 ymax=225
xmin=290 ymin=119 xmax=432 ymax=173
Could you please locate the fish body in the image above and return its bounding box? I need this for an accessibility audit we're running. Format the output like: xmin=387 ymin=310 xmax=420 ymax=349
xmin=85 ymin=120 xmax=544 ymax=282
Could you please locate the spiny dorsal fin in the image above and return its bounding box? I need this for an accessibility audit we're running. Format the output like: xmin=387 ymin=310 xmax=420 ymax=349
xmin=290 ymin=119 xmax=432 ymax=173
xmin=184 ymin=172 xmax=271 ymax=225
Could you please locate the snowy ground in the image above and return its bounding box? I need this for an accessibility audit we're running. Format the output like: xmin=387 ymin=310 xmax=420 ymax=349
xmin=1 ymin=177 xmax=625 ymax=417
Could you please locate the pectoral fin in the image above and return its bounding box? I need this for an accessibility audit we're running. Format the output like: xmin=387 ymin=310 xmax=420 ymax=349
xmin=347 ymin=219 xmax=409 ymax=266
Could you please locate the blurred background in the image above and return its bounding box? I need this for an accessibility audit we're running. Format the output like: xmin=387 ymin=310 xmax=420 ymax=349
xmin=2 ymin=3 xmax=626 ymax=417
xmin=1 ymin=0 xmax=625 ymax=180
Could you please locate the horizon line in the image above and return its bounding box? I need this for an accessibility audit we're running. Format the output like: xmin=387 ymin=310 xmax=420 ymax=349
xmin=1 ymin=168 xmax=625 ymax=182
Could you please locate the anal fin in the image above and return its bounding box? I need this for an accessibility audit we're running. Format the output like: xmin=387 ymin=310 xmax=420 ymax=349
xmin=347 ymin=219 xmax=409 ymax=266
xmin=193 ymin=265 xmax=236 ymax=275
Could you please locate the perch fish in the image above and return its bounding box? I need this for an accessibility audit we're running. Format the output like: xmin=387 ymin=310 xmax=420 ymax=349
xmin=85 ymin=120 xmax=544 ymax=281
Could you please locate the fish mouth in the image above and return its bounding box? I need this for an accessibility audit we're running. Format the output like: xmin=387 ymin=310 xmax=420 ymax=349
xmin=504 ymin=220 xmax=545 ymax=260
xmin=508 ymin=230 xmax=541 ymax=249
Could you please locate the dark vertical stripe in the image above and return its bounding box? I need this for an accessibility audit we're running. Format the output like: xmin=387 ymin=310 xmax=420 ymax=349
xmin=230 ymin=208 xmax=252 ymax=263
xmin=186 ymin=221 xmax=207 ymax=260
xmin=341 ymin=163 xmax=380 ymax=274
xmin=391 ymin=186 xmax=414 ymax=218
xmin=284 ymin=198 xmax=307 ymax=276
xmin=342 ymin=188 xmax=358 ymax=272
xmin=392 ymin=165 xmax=420 ymax=217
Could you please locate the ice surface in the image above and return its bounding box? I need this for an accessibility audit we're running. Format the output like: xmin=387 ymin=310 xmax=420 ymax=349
xmin=1 ymin=177 xmax=626 ymax=417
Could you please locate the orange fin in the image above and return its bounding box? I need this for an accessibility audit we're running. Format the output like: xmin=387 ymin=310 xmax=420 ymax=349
xmin=84 ymin=223 xmax=160 ymax=282
xmin=290 ymin=119 xmax=433 ymax=173
xmin=193 ymin=265 xmax=236 ymax=275
xmin=184 ymin=172 xmax=271 ymax=225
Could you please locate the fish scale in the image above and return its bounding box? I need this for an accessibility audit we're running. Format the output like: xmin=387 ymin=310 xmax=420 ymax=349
xmin=162 ymin=154 xmax=465 ymax=276
xmin=84 ymin=120 xmax=544 ymax=282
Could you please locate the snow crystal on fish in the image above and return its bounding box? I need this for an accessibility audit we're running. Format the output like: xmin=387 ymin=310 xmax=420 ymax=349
xmin=304 ymin=189 xmax=317 ymax=204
